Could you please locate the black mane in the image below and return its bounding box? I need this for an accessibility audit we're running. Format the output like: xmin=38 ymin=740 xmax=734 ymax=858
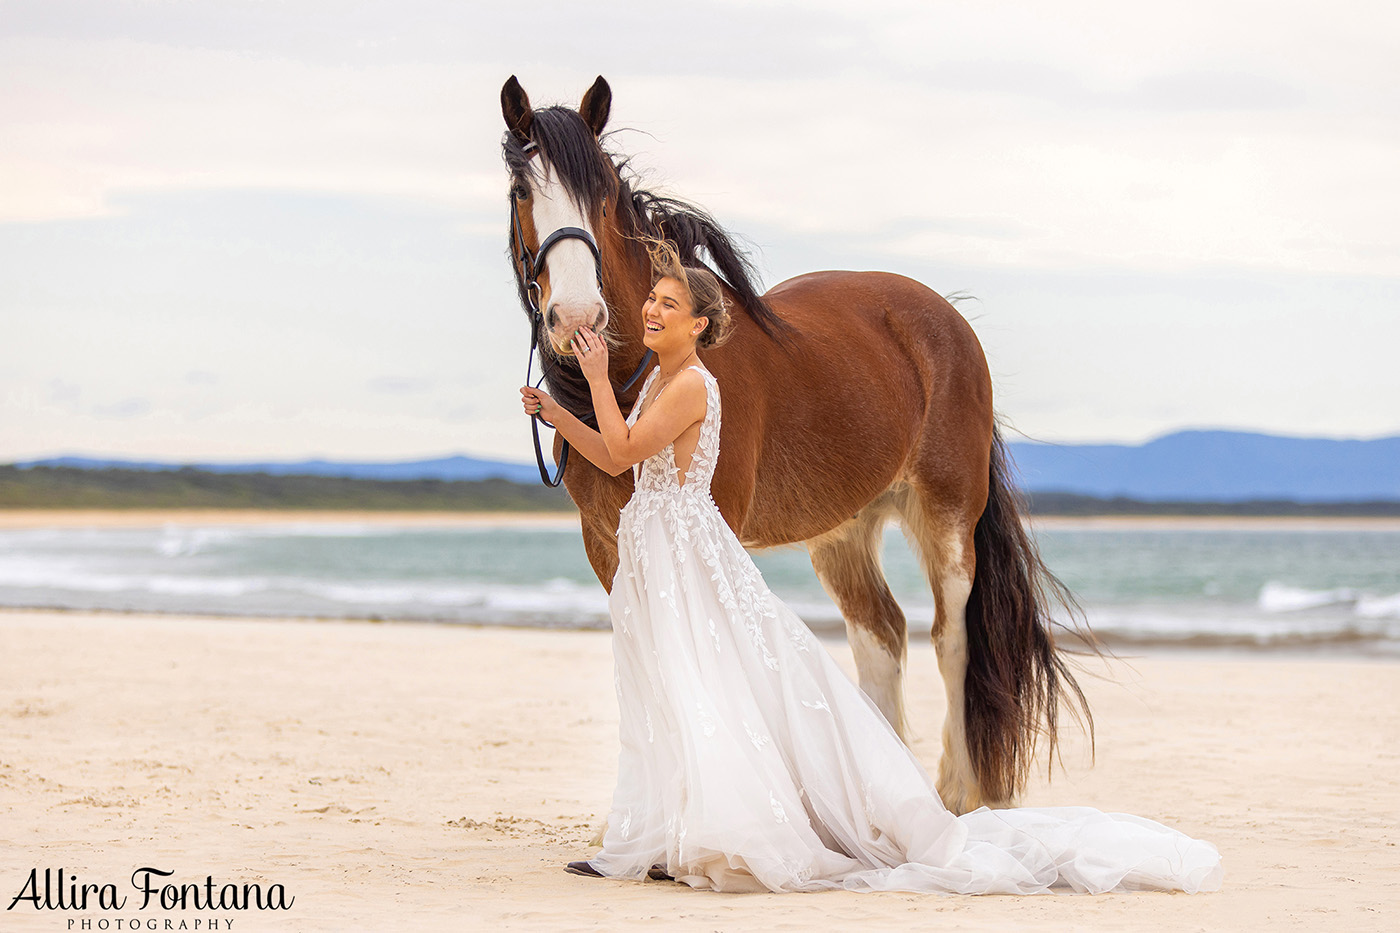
xmin=504 ymin=106 xmax=615 ymax=221
xmin=503 ymin=106 xmax=797 ymax=428
xmin=502 ymin=106 xmax=796 ymax=348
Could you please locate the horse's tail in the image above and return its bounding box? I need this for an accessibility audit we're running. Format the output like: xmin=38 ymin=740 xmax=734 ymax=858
xmin=962 ymin=424 xmax=1094 ymax=803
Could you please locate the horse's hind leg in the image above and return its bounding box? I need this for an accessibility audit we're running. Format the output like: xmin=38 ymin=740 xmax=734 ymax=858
xmin=807 ymin=489 xmax=909 ymax=737
xmin=895 ymin=490 xmax=987 ymax=814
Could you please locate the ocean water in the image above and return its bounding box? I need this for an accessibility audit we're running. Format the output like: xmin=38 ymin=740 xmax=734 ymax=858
xmin=1 ymin=520 xmax=1398 ymax=655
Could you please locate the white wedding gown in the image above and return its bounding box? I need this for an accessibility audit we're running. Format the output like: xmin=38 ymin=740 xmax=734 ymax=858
xmin=589 ymin=363 xmax=1222 ymax=895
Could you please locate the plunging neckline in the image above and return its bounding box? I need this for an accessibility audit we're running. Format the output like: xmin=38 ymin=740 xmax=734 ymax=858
xmin=629 ymin=364 xmax=713 ymax=490
xmin=633 ymin=363 xmax=707 ymax=422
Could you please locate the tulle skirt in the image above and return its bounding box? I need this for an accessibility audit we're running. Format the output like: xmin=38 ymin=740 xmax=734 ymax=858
xmin=590 ymin=489 xmax=1223 ymax=894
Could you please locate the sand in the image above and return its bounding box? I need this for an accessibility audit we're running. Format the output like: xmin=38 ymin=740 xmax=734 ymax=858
xmin=2 ymin=608 xmax=1397 ymax=931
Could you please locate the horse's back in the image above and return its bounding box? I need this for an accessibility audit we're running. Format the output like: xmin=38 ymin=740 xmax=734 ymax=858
xmin=766 ymin=268 xmax=957 ymax=314
xmin=716 ymin=268 xmax=991 ymax=547
xmin=763 ymin=269 xmax=988 ymax=386
xmin=766 ymin=270 xmax=982 ymax=356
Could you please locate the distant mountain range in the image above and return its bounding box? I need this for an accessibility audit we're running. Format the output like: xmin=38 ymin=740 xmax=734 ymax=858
xmin=13 ymin=429 xmax=1400 ymax=502
xmin=1006 ymin=430 xmax=1399 ymax=502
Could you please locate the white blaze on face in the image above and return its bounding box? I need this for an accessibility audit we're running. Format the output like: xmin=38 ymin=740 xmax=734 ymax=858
xmin=529 ymin=163 xmax=607 ymax=348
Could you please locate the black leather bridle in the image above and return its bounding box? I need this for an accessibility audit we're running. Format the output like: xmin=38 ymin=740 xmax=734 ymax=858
xmin=509 ymin=141 xmax=653 ymax=486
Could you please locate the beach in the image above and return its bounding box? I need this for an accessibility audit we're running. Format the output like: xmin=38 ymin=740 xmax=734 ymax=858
xmin=3 ymin=604 xmax=1397 ymax=931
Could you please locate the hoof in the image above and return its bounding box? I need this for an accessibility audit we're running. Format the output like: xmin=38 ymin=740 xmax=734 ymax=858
xmin=936 ymin=773 xmax=984 ymax=816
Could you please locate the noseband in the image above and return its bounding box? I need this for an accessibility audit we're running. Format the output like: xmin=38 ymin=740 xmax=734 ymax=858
xmin=509 ymin=141 xmax=654 ymax=486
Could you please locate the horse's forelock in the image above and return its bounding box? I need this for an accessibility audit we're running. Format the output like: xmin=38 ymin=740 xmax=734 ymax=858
xmin=502 ymin=103 xmax=797 ymax=348
xmin=503 ymin=106 xmax=614 ymax=216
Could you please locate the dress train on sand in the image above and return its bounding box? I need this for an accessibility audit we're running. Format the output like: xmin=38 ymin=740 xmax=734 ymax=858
xmin=588 ymin=363 xmax=1222 ymax=894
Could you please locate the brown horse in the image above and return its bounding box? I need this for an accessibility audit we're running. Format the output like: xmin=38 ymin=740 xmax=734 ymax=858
xmin=500 ymin=75 xmax=1089 ymax=814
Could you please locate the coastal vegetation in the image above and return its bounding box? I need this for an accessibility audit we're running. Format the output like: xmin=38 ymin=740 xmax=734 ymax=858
xmin=2 ymin=465 xmax=1397 ymax=516
xmin=0 ymin=465 xmax=574 ymax=511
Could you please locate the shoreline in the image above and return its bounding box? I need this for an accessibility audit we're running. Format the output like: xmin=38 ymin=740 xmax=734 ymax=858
xmin=2 ymin=507 xmax=1398 ymax=532
xmin=3 ymin=605 xmax=1396 ymax=663
xmin=1026 ymin=513 xmax=1400 ymax=531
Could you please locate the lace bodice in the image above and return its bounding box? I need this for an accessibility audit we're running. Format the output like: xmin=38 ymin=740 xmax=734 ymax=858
xmin=625 ymin=364 xmax=721 ymax=498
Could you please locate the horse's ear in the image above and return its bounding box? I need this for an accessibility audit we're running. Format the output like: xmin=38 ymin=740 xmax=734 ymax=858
xmin=579 ymin=76 xmax=611 ymax=137
xmin=501 ymin=75 xmax=534 ymax=142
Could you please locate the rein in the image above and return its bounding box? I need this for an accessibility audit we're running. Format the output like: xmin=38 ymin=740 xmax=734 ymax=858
xmin=510 ymin=144 xmax=653 ymax=486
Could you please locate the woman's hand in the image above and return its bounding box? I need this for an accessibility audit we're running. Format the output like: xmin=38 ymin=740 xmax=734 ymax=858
xmin=573 ymin=326 xmax=610 ymax=384
xmin=520 ymin=385 xmax=560 ymax=423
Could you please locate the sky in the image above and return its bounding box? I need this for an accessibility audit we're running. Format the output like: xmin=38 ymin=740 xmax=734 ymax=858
xmin=2 ymin=0 xmax=1397 ymax=463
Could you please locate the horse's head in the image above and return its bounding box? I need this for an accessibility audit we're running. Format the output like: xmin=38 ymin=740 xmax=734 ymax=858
xmin=502 ymin=75 xmax=617 ymax=359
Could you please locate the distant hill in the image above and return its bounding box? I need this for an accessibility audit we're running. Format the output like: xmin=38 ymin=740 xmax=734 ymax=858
xmin=1007 ymin=430 xmax=1400 ymax=502
xmin=2 ymin=464 xmax=1394 ymax=515
xmin=18 ymin=454 xmax=541 ymax=485
xmin=13 ymin=429 xmax=1400 ymax=504
xmin=0 ymin=465 xmax=574 ymax=511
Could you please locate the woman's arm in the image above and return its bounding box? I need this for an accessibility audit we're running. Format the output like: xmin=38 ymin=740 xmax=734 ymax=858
xmin=519 ymin=375 xmax=705 ymax=478
xmin=574 ymin=325 xmax=708 ymax=473
xmin=541 ymin=403 xmax=629 ymax=475
xmin=590 ymin=369 xmax=706 ymax=471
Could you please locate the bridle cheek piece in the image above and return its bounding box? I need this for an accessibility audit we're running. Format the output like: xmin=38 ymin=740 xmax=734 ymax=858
xmin=509 ymin=142 xmax=653 ymax=486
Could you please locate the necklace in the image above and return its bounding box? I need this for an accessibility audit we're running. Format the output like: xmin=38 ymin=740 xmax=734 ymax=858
xmin=639 ymin=351 xmax=699 ymax=416
xmin=656 ymin=350 xmax=698 ymax=388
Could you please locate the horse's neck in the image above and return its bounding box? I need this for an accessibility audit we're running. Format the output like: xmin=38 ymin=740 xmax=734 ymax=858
xmin=600 ymin=228 xmax=657 ymax=401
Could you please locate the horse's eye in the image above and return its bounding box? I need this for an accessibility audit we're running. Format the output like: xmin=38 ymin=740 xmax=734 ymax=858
xmin=512 ymin=184 xmax=530 ymax=201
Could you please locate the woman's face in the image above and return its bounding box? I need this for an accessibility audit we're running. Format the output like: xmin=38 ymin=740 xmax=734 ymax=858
xmin=641 ymin=276 xmax=702 ymax=351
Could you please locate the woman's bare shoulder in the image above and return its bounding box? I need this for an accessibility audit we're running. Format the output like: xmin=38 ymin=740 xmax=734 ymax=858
xmin=654 ymin=368 xmax=707 ymax=421
xmin=673 ymin=367 xmax=708 ymax=403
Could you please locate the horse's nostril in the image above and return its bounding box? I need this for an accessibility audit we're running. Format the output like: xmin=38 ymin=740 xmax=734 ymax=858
xmin=546 ymin=305 xmax=559 ymax=330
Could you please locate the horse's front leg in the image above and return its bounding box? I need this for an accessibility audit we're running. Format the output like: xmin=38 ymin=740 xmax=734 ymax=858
xmin=572 ymin=495 xmax=624 ymax=848
xmin=579 ymin=511 xmax=622 ymax=592
xmin=806 ymin=496 xmax=910 ymax=738
xmin=566 ymin=457 xmax=628 ymax=590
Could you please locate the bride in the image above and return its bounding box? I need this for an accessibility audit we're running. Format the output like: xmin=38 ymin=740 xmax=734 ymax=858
xmin=519 ymin=239 xmax=1222 ymax=895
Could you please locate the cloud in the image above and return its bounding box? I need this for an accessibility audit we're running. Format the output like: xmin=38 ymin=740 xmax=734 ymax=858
xmin=444 ymin=403 xmax=477 ymax=422
xmin=1130 ymin=71 xmax=1307 ymax=111
xmin=4 ymin=0 xmax=1399 ymax=458
xmin=90 ymin=397 xmax=152 ymax=419
xmin=367 ymin=376 xmax=435 ymax=395
xmin=47 ymin=379 xmax=81 ymax=405
xmin=3 ymin=2 xmax=1396 ymax=277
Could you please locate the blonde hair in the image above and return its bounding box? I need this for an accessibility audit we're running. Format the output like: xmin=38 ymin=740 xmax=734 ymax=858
xmin=642 ymin=237 xmax=735 ymax=349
